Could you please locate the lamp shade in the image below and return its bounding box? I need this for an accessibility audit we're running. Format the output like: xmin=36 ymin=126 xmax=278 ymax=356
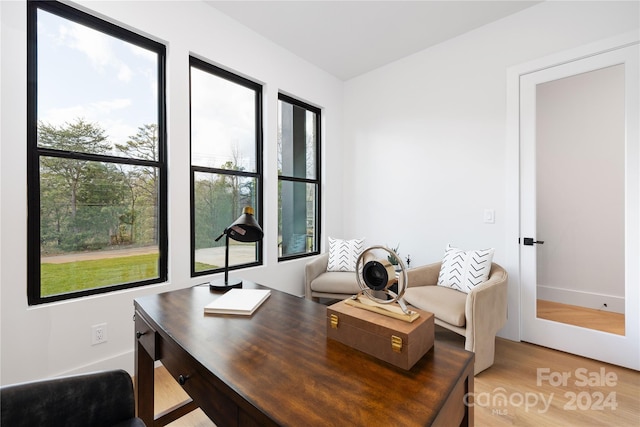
xmin=226 ymin=206 xmax=263 ymax=243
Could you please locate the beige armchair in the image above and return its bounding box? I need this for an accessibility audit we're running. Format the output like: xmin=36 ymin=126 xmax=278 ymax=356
xmin=305 ymin=253 xmax=361 ymax=302
xmin=403 ymin=262 xmax=508 ymax=375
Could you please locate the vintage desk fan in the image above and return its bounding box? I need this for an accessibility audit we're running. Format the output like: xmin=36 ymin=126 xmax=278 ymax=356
xmin=349 ymin=245 xmax=419 ymax=322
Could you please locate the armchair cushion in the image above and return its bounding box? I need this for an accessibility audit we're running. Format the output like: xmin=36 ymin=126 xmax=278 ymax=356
xmin=327 ymin=237 xmax=364 ymax=272
xmin=310 ymin=270 xmax=361 ymax=295
xmin=403 ymin=285 xmax=467 ymax=327
xmin=437 ymin=244 xmax=494 ymax=293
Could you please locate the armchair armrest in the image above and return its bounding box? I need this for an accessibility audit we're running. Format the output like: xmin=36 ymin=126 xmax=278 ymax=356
xmin=305 ymin=253 xmax=329 ymax=299
xmin=464 ymin=263 xmax=508 ymax=362
xmin=407 ymin=262 xmax=441 ymax=287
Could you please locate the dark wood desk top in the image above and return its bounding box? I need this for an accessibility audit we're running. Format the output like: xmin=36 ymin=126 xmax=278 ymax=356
xmin=134 ymin=282 xmax=474 ymax=426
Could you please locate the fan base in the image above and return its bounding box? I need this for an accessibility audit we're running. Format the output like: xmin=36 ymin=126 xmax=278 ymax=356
xmin=346 ymin=295 xmax=419 ymax=323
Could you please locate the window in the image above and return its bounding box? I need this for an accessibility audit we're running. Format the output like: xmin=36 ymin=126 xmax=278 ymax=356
xmin=27 ymin=1 xmax=167 ymax=304
xmin=190 ymin=57 xmax=263 ymax=276
xmin=277 ymin=94 xmax=321 ymax=259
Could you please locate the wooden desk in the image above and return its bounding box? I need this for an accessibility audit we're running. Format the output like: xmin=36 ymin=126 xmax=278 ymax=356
xmin=134 ymin=283 xmax=474 ymax=427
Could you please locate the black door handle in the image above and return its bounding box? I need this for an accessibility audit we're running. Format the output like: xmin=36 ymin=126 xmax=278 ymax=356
xmin=523 ymin=237 xmax=544 ymax=246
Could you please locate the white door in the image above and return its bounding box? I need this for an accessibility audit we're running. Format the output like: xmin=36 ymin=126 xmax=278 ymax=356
xmin=520 ymin=43 xmax=640 ymax=370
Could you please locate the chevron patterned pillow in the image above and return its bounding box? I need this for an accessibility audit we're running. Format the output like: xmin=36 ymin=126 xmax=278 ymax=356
xmin=327 ymin=237 xmax=365 ymax=272
xmin=437 ymin=244 xmax=495 ymax=293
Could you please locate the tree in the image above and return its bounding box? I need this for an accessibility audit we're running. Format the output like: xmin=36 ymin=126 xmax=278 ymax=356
xmin=38 ymin=119 xmax=111 ymax=228
xmin=116 ymin=124 xmax=160 ymax=244
xmin=38 ymin=119 xmax=138 ymax=252
xmin=40 ymin=170 xmax=71 ymax=249
xmin=193 ymin=155 xmax=255 ymax=250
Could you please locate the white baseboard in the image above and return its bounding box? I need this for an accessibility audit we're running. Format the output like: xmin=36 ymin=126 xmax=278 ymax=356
xmin=54 ymin=350 xmax=135 ymax=378
xmin=537 ymin=285 xmax=625 ymax=314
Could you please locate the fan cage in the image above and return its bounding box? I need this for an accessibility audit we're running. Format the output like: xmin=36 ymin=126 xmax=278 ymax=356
xmin=355 ymin=245 xmax=408 ymax=305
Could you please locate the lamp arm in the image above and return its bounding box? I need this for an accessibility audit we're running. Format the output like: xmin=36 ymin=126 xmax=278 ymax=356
xmin=224 ymin=233 xmax=230 ymax=285
xmin=214 ymin=230 xmax=226 ymax=242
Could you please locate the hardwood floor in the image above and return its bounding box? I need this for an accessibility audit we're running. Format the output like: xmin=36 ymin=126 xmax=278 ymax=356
xmin=151 ymin=326 xmax=639 ymax=426
xmin=469 ymin=337 xmax=639 ymax=426
xmin=154 ymin=365 xmax=215 ymax=427
xmin=537 ymin=299 xmax=625 ymax=335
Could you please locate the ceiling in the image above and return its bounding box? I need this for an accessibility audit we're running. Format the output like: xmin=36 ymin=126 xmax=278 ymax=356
xmin=206 ymin=1 xmax=541 ymax=81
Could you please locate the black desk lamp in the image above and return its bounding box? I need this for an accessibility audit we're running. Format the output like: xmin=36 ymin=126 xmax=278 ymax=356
xmin=209 ymin=206 xmax=263 ymax=291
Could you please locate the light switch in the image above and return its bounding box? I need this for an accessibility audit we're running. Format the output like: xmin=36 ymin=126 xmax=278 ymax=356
xmin=483 ymin=209 xmax=495 ymax=224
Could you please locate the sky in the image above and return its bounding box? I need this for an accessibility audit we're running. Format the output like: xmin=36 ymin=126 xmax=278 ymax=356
xmin=37 ymin=7 xmax=270 ymax=173
xmin=190 ymin=66 xmax=257 ymax=172
xmin=37 ymin=8 xmax=159 ymax=152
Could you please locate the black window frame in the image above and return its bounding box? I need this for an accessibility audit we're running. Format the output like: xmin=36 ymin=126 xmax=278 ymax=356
xmin=27 ymin=0 xmax=168 ymax=305
xmin=189 ymin=56 xmax=264 ymax=277
xmin=277 ymin=93 xmax=321 ymax=261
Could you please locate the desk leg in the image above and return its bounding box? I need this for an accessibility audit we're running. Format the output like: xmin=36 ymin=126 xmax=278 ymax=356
xmin=462 ymin=365 xmax=474 ymax=427
xmin=135 ymin=339 xmax=155 ymax=426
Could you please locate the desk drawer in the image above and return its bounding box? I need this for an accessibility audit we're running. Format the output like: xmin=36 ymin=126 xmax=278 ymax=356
xmin=161 ymin=338 xmax=240 ymax=427
xmin=135 ymin=312 xmax=158 ymax=360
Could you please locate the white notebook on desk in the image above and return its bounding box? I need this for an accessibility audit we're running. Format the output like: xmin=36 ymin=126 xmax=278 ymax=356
xmin=204 ymin=288 xmax=271 ymax=315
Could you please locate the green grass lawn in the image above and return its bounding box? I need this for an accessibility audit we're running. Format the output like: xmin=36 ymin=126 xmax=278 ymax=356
xmin=41 ymin=253 xmax=160 ymax=296
xmin=41 ymin=254 xmax=218 ymax=296
xmin=195 ymin=262 xmax=217 ymax=271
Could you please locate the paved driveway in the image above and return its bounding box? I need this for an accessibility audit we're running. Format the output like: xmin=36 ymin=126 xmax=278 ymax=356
xmin=41 ymin=245 xmax=256 ymax=266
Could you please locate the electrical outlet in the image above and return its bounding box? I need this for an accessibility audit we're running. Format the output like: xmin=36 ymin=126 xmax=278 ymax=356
xmin=91 ymin=323 xmax=108 ymax=345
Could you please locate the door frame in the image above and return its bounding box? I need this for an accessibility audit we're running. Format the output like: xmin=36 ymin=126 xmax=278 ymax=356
xmin=505 ymin=31 xmax=639 ymax=368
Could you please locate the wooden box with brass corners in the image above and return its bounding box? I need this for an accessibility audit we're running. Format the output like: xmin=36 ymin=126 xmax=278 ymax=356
xmin=326 ymin=299 xmax=434 ymax=370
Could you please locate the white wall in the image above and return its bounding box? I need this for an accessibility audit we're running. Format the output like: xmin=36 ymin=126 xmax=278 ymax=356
xmin=2 ymin=0 xmax=639 ymax=386
xmin=0 ymin=0 xmax=344 ymax=384
xmin=342 ymin=1 xmax=639 ymax=340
